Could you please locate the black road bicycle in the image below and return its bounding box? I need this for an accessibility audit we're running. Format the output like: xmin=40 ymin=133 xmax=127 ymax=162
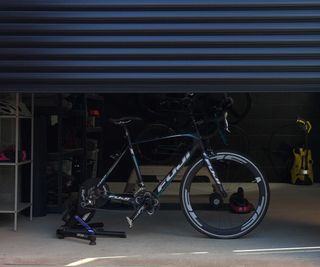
xmin=71 ymin=94 xmax=269 ymax=239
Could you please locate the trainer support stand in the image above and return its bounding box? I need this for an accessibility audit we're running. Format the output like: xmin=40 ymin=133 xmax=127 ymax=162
xmin=56 ymin=215 xmax=127 ymax=245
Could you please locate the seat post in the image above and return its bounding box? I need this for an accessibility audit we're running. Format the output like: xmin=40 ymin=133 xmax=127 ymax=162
xmin=122 ymin=124 xmax=145 ymax=188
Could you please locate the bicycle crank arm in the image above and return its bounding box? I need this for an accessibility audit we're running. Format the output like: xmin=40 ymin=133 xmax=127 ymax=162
xmin=126 ymin=205 xmax=145 ymax=228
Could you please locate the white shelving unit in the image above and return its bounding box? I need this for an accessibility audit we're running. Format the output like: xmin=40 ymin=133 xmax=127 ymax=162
xmin=0 ymin=93 xmax=34 ymax=231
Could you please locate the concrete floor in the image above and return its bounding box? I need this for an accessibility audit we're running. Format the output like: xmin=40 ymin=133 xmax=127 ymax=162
xmin=1 ymin=183 xmax=320 ymax=266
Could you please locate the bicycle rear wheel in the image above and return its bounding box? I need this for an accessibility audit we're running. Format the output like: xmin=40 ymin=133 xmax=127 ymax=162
xmin=180 ymin=150 xmax=269 ymax=238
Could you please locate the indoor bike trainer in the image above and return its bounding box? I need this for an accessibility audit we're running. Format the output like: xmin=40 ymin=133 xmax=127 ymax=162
xmin=56 ymin=195 xmax=126 ymax=245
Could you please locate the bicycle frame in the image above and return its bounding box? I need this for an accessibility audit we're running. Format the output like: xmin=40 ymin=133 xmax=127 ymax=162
xmin=96 ymin=127 xmax=226 ymax=206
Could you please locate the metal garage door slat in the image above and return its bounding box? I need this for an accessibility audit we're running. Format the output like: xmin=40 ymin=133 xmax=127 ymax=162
xmin=1 ymin=35 xmax=320 ymax=48
xmin=2 ymin=59 xmax=320 ymax=67
xmin=2 ymin=47 xmax=320 ymax=55
xmin=2 ymin=0 xmax=320 ymax=10
xmin=2 ymin=23 xmax=320 ymax=35
xmin=2 ymin=72 xmax=320 ymax=80
xmin=3 ymin=47 xmax=320 ymax=60
xmin=1 ymin=11 xmax=320 ymax=23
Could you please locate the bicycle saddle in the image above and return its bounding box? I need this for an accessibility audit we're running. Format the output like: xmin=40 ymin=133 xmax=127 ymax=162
xmin=110 ymin=117 xmax=142 ymax=125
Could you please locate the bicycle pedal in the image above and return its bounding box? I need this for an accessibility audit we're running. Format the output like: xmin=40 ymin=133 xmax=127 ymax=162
xmin=126 ymin=216 xmax=133 ymax=229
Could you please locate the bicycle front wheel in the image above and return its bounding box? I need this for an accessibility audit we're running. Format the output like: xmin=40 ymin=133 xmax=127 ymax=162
xmin=180 ymin=150 xmax=269 ymax=239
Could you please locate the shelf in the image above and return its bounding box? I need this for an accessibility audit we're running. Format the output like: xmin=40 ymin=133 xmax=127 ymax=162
xmin=86 ymin=127 xmax=103 ymax=133
xmin=0 ymin=202 xmax=31 ymax=213
xmin=0 ymin=160 xmax=32 ymax=166
xmin=0 ymin=93 xmax=34 ymax=231
xmin=0 ymin=115 xmax=32 ymax=119
xmin=48 ymin=148 xmax=84 ymax=160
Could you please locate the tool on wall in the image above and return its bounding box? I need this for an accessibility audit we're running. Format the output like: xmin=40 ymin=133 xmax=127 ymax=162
xmin=290 ymin=117 xmax=314 ymax=185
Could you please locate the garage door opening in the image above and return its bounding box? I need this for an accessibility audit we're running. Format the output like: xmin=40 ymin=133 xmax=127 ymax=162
xmin=1 ymin=92 xmax=319 ymax=231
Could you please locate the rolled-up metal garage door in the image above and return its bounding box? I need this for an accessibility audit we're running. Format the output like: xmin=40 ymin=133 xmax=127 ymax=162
xmin=1 ymin=0 xmax=320 ymax=92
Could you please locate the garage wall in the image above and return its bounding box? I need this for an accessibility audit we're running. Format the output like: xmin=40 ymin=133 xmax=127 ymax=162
xmin=1 ymin=0 xmax=320 ymax=92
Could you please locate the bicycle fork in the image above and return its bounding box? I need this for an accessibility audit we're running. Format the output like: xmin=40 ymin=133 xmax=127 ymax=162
xmin=202 ymin=152 xmax=227 ymax=198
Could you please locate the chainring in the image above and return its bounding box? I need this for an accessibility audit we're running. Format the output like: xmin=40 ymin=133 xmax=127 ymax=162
xmin=134 ymin=190 xmax=160 ymax=215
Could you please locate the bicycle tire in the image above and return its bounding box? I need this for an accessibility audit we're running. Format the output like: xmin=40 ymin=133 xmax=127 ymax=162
xmin=138 ymin=94 xmax=185 ymax=119
xmin=227 ymin=93 xmax=252 ymax=125
xmin=180 ymin=150 xmax=269 ymax=239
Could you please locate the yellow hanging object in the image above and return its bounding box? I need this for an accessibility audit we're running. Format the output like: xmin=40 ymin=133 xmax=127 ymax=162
xmin=296 ymin=118 xmax=312 ymax=134
xmin=290 ymin=118 xmax=314 ymax=185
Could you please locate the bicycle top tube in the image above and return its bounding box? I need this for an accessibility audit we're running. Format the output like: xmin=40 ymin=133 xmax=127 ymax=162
xmin=132 ymin=132 xmax=201 ymax=145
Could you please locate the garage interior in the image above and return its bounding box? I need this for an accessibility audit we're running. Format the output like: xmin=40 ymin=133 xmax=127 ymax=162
xmin=2 ymin=92 xmax=320 ymax=219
